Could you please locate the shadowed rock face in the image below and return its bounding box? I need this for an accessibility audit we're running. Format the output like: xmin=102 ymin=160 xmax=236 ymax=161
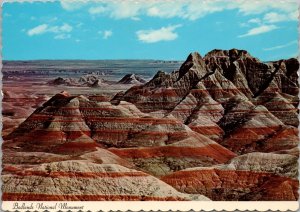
xmin=2 ymin=49 xmax=299 ymax=201
xmin=113 ymin=49 xmax=299 ymax=153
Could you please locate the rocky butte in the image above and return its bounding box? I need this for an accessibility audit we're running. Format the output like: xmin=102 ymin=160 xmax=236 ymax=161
xmin=118 ymin=74 xmax=146 ymax=84
xmin=2 ymin=49 xmax=299 ymax=201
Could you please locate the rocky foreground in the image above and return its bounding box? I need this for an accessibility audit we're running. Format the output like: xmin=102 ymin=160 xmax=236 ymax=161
xmin=2 ymin=49 xmax=299 ymax=201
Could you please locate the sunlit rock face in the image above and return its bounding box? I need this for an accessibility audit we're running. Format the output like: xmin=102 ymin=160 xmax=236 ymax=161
xmin=161 ymin=152 xmax=299 ymax=201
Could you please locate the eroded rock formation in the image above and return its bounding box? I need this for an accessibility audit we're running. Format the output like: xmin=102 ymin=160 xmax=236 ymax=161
xmin=2 ymin=49 xmax=299 ymax=201
xmin=118 ymin=74 xmax=146 ymax=84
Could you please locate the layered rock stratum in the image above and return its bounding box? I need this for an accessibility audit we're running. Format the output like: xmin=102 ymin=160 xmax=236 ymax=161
xmin=2 ymin=49 xmax=299 ymax=201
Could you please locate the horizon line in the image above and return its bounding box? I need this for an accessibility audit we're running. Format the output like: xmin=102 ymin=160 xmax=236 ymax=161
xmin=3 ymin=58 xmax=185 ymax=62
xmin=3 ymin=56 xmax=296 ymax=63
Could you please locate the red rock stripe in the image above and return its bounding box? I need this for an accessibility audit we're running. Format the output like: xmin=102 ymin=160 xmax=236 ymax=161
xmin=160 ymin=169 xmax=295 ymax=185
xmin=129 ymin=103 xmax=179 ymax=107
xmin=228 ymin=127 xmax=296 ymax=136
xmin=4 ymin=168 xmax=148 ymax=178
xmin=162 ymin=169 xmax=299 ymax=183
xmin=28 ymin=107 xmax=132 ymax=111
xmin=190 ymin=126 xmax=223 ymax=135
xmin=172 ymin=108 xmax=298 ymax=112
xmin=171 ymin=110 xmax=222 ymax=113
xmin=131 ymin=101 xmax=298 ymax=108
xmin=268 ymin=109 xmax=298 ymax=112
xmin=3 ymin=97 xmax=39 ymax=100
xmin=32 ymin=107 xmax=298 ymax=112
xmin=119 ymin=101 xmax=299 ymax=106
xmin=2 ymin=193 xmax=186 ymax=201
xmin=129 ymin=92 xmax=179 ymax=97
xmin=161 ymin=169 xmax=299 ymax=190
xmin=21 ymin=130 xmax=89 ymax=136
xmin=192 ymin=88 xmax=248 ymax=92
xmin=128 ymin=87 xmax=298 ymax=98
xmin=191 ymin=87 xmax=296 ymax=93
xmin=109 ymin=144 xmax=236 ymax=163
xmin=69 ymin=127 xmax=290 ymax=135
xmin=21 ymin=129 xmax=187 ymax=137
xmin=92 ymin=129 xmax=187 ymax=135
xmin=163 ymin=169 xmax=263 ymax=179
xmin=27 ymin=120 xmax=181 ymax=125
xmin=51 ymin=141 xmax=101 ymax=153
xmin=126 ymin=88 xmax=252 ymax=97
xmin=254 ymin=101 xmax=299 ymax=105
xmin=29 ymin=117 xmax=181 ymax=124
xmin=137 ymin=104 xmax=298 ymax=112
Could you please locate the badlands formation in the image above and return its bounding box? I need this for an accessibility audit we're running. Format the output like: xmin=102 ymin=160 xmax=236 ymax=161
xmin=48 ymin=74 xmax=108 ymax=87
xmin=118 ymin=74 xmax=147 ymax=84
xmin=2 ymin=49 xmax=299 ymax=201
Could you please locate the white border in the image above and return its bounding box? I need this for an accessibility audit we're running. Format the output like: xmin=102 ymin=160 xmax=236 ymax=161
xmin=2 ymin=201 xmax=299 ymax=211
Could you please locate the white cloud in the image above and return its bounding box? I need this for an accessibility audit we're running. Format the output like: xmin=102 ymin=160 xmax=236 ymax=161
xmin=131 ymin=17 xmax=141 ymax=21
xmin=88 ymin=2 xmax=142 ymax=19
xmin=263 ymin=12 xmax=298 ymax=23
xmin=103 ymin=30 xmax=113 ymax=39
xmin=242 ymin=10 xmax=298 ymax=29
xmin=27 ymin=24 xmax=48 ymax=36
xmin=234 ymin=0 xmax=297 ymax=15
xmin=61 ymin=0 xmax=298 ymax=22
xmin=59 ymin=23 xmax=73 ymax=32
xmin=54 ymin=34 xmax=71 ymax=40
xmin=264 ymin=12 xmax=287 ymax=23
xmin=263 ymin=40 xmax=297 ymax=51
xmin=88 ymin=6 xmax=107 ymax=15
xmin=60 ymin=0 xmax=85 ymax=11
xmin=238 ymin=24 xmax=278 ymax=38
xmin=108 ymin=2 xmax=142 ymax=19
xmin=98 ymin=30 xmax=113 ymax=39
xmin=239 ymin=22 xmax=249 ymax=28
xmin=44 ymin=23 xmax=72 ymax=34
xmin=48 ymin=17 xmax=59 ymax=22
xmin=136 ymin=24 xmax=182 ymax=43
xmin=147 ymin=3 xmax=184 ymax=19
xmin=289 ymin=10 xmax=299 ymax=21
xmin=27 ymin=23 xmax=73 ymax=39
xmin=248 ymin=18 xmax=261 ymax=24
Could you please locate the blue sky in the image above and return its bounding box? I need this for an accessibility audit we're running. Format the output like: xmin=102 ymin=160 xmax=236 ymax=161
xmin=3 ymin=0 xmax=299 ymax=61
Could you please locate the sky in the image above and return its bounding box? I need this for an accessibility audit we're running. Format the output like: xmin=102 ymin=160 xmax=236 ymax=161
xmin=3 ymin=0 xmax=299 ymax=61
